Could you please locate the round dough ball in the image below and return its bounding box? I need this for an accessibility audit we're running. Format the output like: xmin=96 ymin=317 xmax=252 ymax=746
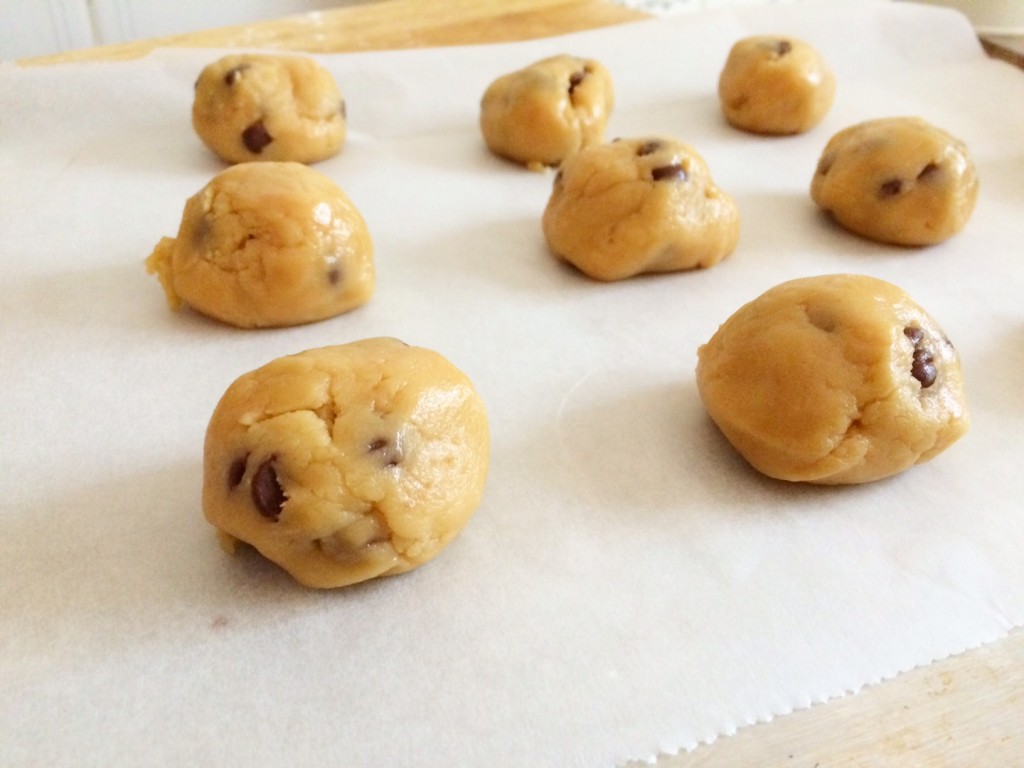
xmin=192 ymin=53 xmax=346 ymax=164
xmin=146 ymin=161 xmax=373 ymax=329
xmin=811 ymin=117 xmax=979 ymax=246
xmin=542 ymin=137 xmax=740 ymax=281
xmin=718 ymin=35 xmax=835 ymax=135
xmin=203 ymin=338 xmax=491 ymax=589
xmin=696 ymin=274 xmax=969 ymax=485
xmin=480 ymin=54 xmax=614 ymax=169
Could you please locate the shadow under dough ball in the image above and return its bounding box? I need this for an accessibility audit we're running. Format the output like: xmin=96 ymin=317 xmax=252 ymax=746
xmin=145 ymin=161 xmax=374 ymax=328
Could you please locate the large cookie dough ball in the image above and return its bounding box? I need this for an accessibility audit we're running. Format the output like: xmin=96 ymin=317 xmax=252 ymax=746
xmin=480 ymin=54 xmax=614 ymax=169
xmin=811 ymin=117 xmax=979 ymax=246
xmin=542 ymin=137 xmax=740 ymax=281
xmin=146 ymin=162 xmax=374 ymax=329
xmin=718 ymin=35 xmax=835 ymax=135
xmin=192 ymin=53 xmax=346 ymax=164
xmin=203 ymin=338 xmax=491 ymax=589
xmin=696 ymin=274 xmax=969 ymax=485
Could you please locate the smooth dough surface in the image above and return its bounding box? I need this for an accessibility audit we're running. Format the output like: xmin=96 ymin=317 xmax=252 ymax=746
xmin=146 ymin=161 xmax=373 ymax=328
xmin=480 ymin=54 xmax=614 ymax=168
xmin=718 ymin=35 xmax=835 ymax=135
xmin=203 ymin=338 xmax=490 ymax=589
xmin=193 ymin=53 xmax=346 ymax=164
xmin=811 ymin=117 xmax=979 ymax=246
xmin=542 ymin=137 xmax=740 ymax=281
xmin=696 ymin=274 xmax=969 ymax=485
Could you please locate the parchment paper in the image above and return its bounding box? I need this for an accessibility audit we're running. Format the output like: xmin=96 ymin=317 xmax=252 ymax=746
xmin=2 ymin=3 xmax=1023 ymax=766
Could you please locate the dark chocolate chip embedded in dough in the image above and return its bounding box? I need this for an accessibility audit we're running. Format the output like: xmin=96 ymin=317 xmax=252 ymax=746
xmin=903 ymin=326 xmax=925 ymax=346
xmin=252 ymin=458 xmax=285 ymax=520
xmin=917 ymin=162 xmax=941 ymax=182
xmin=637 ymin=140 xmax=661 ymax=157
xmin=327 ymin=267 xmax=342 ymax=286
xmin=224 ymin=64 xmax=250 ymax=86
xmin=242 ymin=121 xmax=274 ymax=154
xmin=878 ymin=179 xmax=904 ymax=198
xmin=568 ymin=71 xmax=585 ymax=95
xmin=368 ymin=437 xmax=402 ymax=467
xmin=775 ymin=40 xmax=793 ymax=56
xmin=651 ymin=164 xmax=688 ymax=182
xmin=227 ymin=455 xmax=248 ymax=489
xmin=911 ymin=348 xmax=937 ymax=388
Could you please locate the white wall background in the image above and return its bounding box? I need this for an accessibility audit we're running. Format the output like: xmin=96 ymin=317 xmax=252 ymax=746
xmin=1 ymin=0 xmax=368 ymax=61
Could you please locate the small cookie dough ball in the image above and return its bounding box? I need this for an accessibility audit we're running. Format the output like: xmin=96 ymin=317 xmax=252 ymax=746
xmin=146 ymin=162 xmax=373 ymax=328
xmin=192 ymin=53 xmax=346 ymax=164
xmin=542 ymin=137 xmax=740 ymax=281
xmin=811 ymin=117 xmax=979 ymax=246
xmin=696 ymin=274 xmax=969 ymax=485
xmin=480 ymin=54 xmax=614 ymax=169
xmin=203 ymin=338 xmax=491 ymax=589
xmin=718 ymin=35 xmax=835 ymax=135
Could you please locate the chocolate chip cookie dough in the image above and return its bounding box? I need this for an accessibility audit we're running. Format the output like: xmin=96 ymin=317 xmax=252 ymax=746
xmin=718 ymin=35 xmax=835 ymax=135
xmin=192 ymin=53 xmax=346 ymax=164
xmin=480 ymin=54 xmax=614 ymax=169
xmin=542 ymin=137 xmax=740 ymax=281
xmin=811 ymin=117 xmax=979 ymax=246
xmin=146 ymin=161 xmax=373 ymax=328
xmin=696 ymin=274 xmax=969 ymax=485
xmin=204 ymin=338 xmax=491 ymax=589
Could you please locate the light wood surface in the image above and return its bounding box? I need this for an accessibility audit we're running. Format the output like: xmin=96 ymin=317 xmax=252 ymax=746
xmin=22 ymin=1 xmax=1024 ymax=765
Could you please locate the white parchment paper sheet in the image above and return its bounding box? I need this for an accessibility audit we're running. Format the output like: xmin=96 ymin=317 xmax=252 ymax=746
xmin=2 ymin=3 xmax=1023 ymax=766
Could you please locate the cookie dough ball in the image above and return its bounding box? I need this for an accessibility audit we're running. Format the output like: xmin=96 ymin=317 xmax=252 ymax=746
xmin=811 ymin=117 xmax=979 ymax=246
xmin=480 ymin=54 xmax=614 ymax=169
xmin=192 ymin=53 xmax=346 ymax=164
xmin=146 ymin=161 xmax=373 ymax=328
xmin=542 ymin=137 xmax=740 ymax=281
xmin=203 ymin=338 xmax=491 ymax=589
xmin=718 ymin=35 xmax=835 ymax=135
xmin=696 ymin=274 xmax=969 ymax=485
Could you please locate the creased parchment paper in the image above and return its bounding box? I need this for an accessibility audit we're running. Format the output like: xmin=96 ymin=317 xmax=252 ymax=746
xmin=2 ymin=3 xmax=1023 ymax=766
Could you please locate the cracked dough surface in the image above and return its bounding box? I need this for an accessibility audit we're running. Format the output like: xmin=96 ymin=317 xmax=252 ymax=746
xmin=718 ymin=35 xmax=835 ymax=135
xmin=192 ymin=53 xmax=346 ymax=165
xmin=811 ymin=116 xmax=979 ymax=246
xmin=542 ymin=137 xmax=740 ymax=281
xmin=696 ymin=274 xmax=969 ymax=485
xmin=480 ymin=54 xmax=614 ymax=169
xmin=203 ymin=338 xmax=490 ymax=589
xmin=146 ymin=161 xmax=373 ymax=328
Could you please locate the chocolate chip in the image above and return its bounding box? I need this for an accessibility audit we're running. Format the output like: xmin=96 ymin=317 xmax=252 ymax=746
xmin=242 ymin=121 xmax=273 ymax=154
xmin=775 ymin=40 xmax=792 ymax=56
xmin=251 ymin=458 xmax=285 ymax=520
xmin=367 ymin=437 xmax=402 ymax=467
xmin=651 ymin=164 xmax=687 ymax=182
xmin=227 ymin=455 xmax=248 ymax=489
xmin=327 ymin=267 xmax=342 ymax=285
xmin=637 ymin=140 xmax=661 ymax=157
xmin=568 ymin=71 xmax=585 ymax=95
xmin=878 ymin=179 xmax=904 ymax=198
xmin=911 ymin=348 xmax=937 ymax=388
xmin=917 ymin=162 xmax=941 ymax=182
xmin=224 ymin=64 xmax=250 ymax=86
xmin=903 ymin=326 xmax=925 ymax=346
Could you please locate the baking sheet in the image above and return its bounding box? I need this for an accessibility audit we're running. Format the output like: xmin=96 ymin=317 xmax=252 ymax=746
xmin=2 ymin=2 xmax=1024 ymax=766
